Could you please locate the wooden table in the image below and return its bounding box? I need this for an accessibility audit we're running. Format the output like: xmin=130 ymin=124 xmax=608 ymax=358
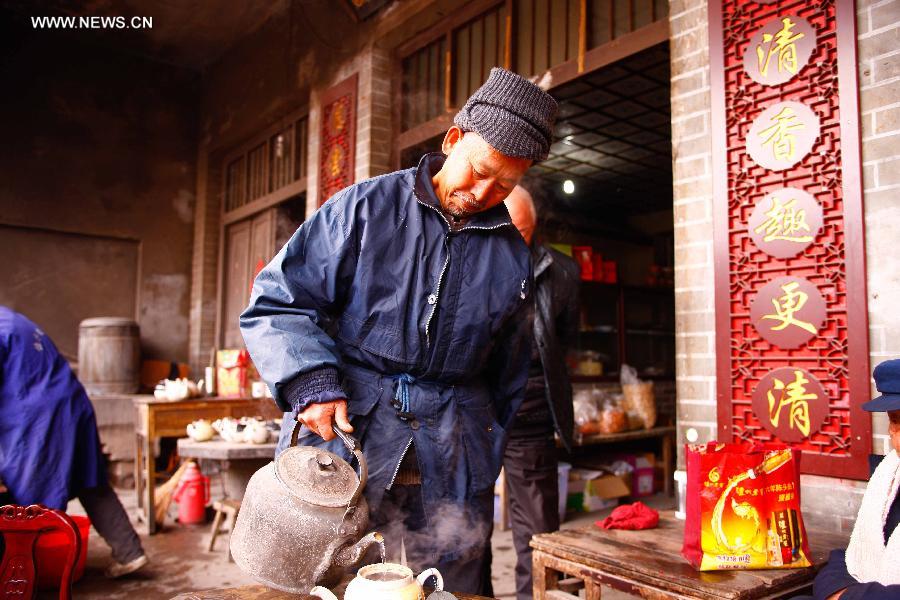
xmin=134 ymin=396 xmax=281 ymax=534
xmin=176 ymin=438 xmax=277 ymax=500
xmin=531 ymin=511 xmax=848 ymax=600
xmin=573 ymin=425 xmax=676 ymax=496
xmin=171 ymin=584 xmax=495 ymax=599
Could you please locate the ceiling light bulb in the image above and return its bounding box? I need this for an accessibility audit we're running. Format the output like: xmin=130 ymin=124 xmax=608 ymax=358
xmin=563 ymin=180 xmax=575 ymax=194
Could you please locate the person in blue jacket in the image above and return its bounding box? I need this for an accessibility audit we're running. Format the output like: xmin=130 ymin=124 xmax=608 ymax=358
xmin=796 ymin=359 xmax=900 ymax=600
xmin=0 ymin=306 xmax=148 ymax=578
xmin=240 ymin=68 xmax=557 ymax=595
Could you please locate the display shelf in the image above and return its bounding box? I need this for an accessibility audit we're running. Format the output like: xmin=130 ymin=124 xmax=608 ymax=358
xmin=576 ymin=279 xmax=675 ymax=378
xmin=579 ymin=325 xmax=618 ymax=334
xmin=570 ymin=374 xmax=619 ymax=384
xmin=625 ymin=328 xmax=673 ymax=336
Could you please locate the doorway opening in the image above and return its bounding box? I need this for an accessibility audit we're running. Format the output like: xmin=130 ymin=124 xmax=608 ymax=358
xmin=528 ymin=42 xmax=676 ymax=430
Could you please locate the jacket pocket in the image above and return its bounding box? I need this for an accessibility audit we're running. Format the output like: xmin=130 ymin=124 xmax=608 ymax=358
xmin=341 ymin=371 xmax=384 ymax=417
xmin=457 ymin=393 xmax=506 ymax=495
xmin=337 ymin=313 xmax=416 ymax=363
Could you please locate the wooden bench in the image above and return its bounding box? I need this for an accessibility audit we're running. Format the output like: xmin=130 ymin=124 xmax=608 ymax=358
xmin=531 ymin=511 xmax=848 ymax=599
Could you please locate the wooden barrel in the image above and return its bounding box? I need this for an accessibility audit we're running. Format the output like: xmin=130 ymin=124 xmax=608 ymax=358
xmin=78 ymin=317 xmax=141 ymax=394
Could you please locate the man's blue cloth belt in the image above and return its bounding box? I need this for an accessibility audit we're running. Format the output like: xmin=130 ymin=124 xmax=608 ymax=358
xmin=391 ymin=373 xmax=416 ymax=421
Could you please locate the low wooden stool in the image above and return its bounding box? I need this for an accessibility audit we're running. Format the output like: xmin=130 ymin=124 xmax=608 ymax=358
xmin=207 ymin=498 xmax=241 ymax=561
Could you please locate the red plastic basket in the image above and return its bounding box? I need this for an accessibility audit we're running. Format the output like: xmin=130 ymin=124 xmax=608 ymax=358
xmin=35 ymin=514 xmax=90 ymax=589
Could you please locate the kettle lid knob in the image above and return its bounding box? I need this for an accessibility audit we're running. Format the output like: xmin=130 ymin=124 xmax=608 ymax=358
xmin=275 ymin=446 xmax=359 ymax=507
xmin=316 ymin=453 xmax=334 ymax=470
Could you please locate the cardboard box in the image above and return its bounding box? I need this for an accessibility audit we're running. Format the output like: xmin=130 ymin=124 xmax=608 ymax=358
xmin=633 ymin=455 xmax=655 ymax=497
xmin=586 ymin=474 xmax=631 ymax=499
xmin=568 ymin=468 xmax=629 ymax=513
xmin=578 ymin=453 xmax=658 ymax=498
xmin=566 ymin=475 xmax=585 ymax=513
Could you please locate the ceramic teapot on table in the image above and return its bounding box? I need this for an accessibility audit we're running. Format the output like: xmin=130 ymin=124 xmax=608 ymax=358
xmin=229 ymin=423 xmax=380 ymax=594
xmin=185 ymin=419 xmax=214 ymax=442
xmin=311 ymin=564 xmax=448 ymax=600
xmin=241 ymin=417 xmax=270 ymax=444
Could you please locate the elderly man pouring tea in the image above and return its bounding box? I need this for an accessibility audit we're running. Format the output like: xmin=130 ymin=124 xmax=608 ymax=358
xmin=240 ymin=68 xmax=557 ymax=596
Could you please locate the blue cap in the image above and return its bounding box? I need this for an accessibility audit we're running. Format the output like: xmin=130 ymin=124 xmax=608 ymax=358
xmin=862 ymin=359 xmax=900 ymax=412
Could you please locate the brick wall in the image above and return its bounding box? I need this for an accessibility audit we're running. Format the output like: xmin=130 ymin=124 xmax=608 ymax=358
xmin=858 ymin=0 xmax=900 ymax=457
xmin=187 ymin=149 xmax=221 ymax=373
xmin=802 ymin=0 xmax=900 ymax=532
xmin=304 ymin=44 xmax=395 ymax=222
xmin=357 ymin=44 xmax=394 ymax=180
xmin=799 ymin=0 xmax=900 ymax=532
xmin=669 ymin=0 xmax=718 ymax=465
xmin=669 ymin=0 xmax=899 ymax=532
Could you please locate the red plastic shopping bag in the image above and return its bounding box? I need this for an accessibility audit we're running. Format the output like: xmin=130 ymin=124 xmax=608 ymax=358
xmin=681 ymin=442 xmax=812 ymax=571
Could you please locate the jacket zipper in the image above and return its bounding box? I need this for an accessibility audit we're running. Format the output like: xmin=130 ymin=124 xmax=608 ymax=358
xmin=424 ymin=239 xmax=449 ymax=348
xmin=458 ymin=223 xmax=512 ymax=232
xmin=414 ymin=196 xmax=514 ymax=348
xmin=386 ymin=436 xmax=414 ymax=489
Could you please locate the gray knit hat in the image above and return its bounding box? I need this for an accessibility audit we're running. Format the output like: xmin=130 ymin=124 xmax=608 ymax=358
xmin=454 ymin=67 xmax=558 ymax=162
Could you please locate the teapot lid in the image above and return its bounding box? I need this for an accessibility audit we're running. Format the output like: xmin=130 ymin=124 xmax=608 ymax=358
xmin=275 ymin=446 xmax=359 ymax=508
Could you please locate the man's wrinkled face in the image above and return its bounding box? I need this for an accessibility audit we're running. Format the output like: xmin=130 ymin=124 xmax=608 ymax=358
xmin=433 ymin=127 xmax=532 ymax=220
xmin=889 ymin=410 xmax=900 ymax=454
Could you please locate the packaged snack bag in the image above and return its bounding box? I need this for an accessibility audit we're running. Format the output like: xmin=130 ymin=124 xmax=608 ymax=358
xmin=682 ymin=442 xmax=812 ymax=571
xmin=217 ymin=349 xmax=250 ymax=397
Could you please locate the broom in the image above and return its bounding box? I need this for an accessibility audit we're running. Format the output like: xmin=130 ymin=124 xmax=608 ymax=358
xmin=154 ymin=459 xmax=194 ymax=527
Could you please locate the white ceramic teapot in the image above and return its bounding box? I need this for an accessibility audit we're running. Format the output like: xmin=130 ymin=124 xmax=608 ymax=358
xmin=242 ymin=418 xmax=270 ymax=444
xmin=186 ymin=419 xmax=215 ymax=442
xmin=311 ymin=563 xmax=443 ymax=600
xmin=212 ymin=417 xmax=243 ymax=442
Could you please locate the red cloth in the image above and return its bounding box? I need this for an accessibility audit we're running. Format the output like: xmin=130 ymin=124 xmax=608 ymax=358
xmin=596 ymin=501 xmax=659 ymax=530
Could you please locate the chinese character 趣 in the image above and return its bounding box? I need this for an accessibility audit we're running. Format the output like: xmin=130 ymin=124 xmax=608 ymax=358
xmin=755 ymin=195 xmax=814 ymax=243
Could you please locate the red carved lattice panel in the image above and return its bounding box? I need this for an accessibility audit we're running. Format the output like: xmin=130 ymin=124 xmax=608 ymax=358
xmin=318 ymin=74 xmax=358 ymax=207
xmin=710 ymin=0 xmax=870 ymax=479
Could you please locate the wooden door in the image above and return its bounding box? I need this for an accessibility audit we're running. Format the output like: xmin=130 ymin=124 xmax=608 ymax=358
xmin=221 ymin=210 xmax=275 ymax=348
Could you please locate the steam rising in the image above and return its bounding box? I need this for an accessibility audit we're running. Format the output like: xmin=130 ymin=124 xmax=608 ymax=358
xmin=371 ymin=495 xmax=492 ymax=570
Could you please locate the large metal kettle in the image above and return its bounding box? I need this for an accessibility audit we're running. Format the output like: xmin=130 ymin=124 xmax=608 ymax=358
xmin=230 ymin=423 xmax=380 ymax=594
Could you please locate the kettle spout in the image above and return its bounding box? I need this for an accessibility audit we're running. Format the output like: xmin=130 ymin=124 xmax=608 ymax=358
xmin=333 ymin=531 xmax=383 ymax=569
xmin=310 ymin=586 xmax=339 ymax=600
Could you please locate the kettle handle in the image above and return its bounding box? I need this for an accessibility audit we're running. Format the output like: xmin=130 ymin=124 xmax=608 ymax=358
xmin=289 ymin=421 xmax=368 ymax=508
xmin=289 ymin=420 xmax=358 ymax=450
xmin=416 ymin=568 xmax=444 ymax=591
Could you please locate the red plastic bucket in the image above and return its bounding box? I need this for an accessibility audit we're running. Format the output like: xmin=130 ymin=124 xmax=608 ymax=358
xmin=35 ymin=515 xmax=90 ymax=589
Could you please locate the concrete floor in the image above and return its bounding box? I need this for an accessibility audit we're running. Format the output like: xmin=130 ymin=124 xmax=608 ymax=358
xmin=48 ymin=485 xmax=675 ymax=599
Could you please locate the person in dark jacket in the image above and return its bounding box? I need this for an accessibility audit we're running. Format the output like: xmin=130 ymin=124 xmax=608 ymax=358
xmin=0 ymin=306 xmax=148 ymax=578
xmin=795 ymin=359 xmax=900 ymax=600
xmin=240 ymin=68 xmax=557 ymax=595
xmin=502 ymin=186 xmax=580 ymax=599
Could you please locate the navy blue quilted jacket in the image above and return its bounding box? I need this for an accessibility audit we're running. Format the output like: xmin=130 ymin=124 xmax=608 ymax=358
xmin=240 ymin=153 xmax=533 ymax=522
